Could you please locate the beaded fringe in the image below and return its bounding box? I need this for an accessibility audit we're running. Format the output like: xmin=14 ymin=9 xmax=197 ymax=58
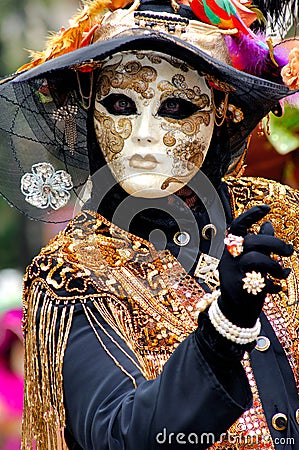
xmin=21 ymin=279 xmax=140 ymax=450
xmin=22 ymin=281 xmax=74 ymax=450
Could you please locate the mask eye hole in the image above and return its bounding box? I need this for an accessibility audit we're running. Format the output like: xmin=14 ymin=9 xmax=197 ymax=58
xmin=100 ymin=93 xmax=137 ymax=115
xmin=157 ymin=98 xmax=199 ymax=119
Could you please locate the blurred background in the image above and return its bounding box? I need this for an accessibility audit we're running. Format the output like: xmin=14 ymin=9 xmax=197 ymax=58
xmin=0 ymin=0 xmax=298 ymax=448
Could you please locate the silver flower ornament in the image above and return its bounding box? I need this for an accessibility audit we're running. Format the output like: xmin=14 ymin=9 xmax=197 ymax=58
xmin=21 ymin=162 xmax=73 ymax=210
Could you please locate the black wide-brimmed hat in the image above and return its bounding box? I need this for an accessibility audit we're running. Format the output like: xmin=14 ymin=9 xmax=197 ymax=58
xmin=0 ymin=0 xmax=297 ymax=221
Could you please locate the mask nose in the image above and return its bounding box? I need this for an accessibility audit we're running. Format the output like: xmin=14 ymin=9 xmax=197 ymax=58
xmin=132 ymin=108 xmax=160 ymax=146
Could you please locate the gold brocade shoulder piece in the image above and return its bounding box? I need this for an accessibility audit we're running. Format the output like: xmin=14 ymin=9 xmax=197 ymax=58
xmin=22 ymin=210 xmax=204 ymax=450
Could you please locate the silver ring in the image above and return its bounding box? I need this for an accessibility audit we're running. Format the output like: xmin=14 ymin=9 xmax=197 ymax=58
xmin=201 ymin=224 xmax=217 ymax=240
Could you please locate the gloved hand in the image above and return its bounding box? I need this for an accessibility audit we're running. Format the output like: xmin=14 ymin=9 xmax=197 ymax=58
xmin=218 ymin=204 xmax=293 ymax=328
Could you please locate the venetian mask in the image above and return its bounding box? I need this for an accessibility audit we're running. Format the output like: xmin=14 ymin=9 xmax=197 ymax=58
xmin=93 ymin=51 xmax=215 ymax=197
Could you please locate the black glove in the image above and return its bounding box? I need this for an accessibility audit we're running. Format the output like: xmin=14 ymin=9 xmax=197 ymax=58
xmin=218 ymin=204 xmax=293 ymax=328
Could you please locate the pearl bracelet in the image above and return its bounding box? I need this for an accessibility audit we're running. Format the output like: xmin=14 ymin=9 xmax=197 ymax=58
xmin=193 ymin=289 xmax=221 ymax=320
xmin=208 ymin=300 xmax=261 ymax=345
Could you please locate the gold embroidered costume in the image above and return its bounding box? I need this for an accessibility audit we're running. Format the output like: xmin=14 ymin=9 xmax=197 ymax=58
xmin=22 ymin=177 xmax=299 ymax=449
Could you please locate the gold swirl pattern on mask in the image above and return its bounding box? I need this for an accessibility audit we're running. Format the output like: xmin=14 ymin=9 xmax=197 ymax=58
xmin=171 ymin=157 xmax=191 ymax=177
xmin=131 ymin=51 xmax=192 ymax=73
xmin=131 ymin=52 xmax=163 ymax=65
xmin=158 ymin=73 xmax=211 ymax=109
xmin=151 ymin=54 xmax=191 ymax=72
xmin=112 ymin=158 xmax=125 ymax=181
xmin=170 ymin=140 xmax=204 ymax=173
xmin=181 ymin=110 xmax=212 ymax=133
xmin=116 ymin=117 xmax=132 ymax=139
xmin=95 ymin=63 xmax=120 ymax=97
xmin=163 ymin=131 xmax=177 ymax=147
xmin=165 ymin=56 xmax=191 ymax=72
xmin=188 ymin=150 xmax=205 ymax=168
xmin=94 ymin=110 xmax=132 ymax=159
xmin=96 ymin=58 xmax=157 ymax=100
xmin=164 ymin=110 xmax=212 ymax=139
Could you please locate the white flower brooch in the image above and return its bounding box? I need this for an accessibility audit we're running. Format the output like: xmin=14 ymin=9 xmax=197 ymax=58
xmin=21 ymin=162 xmax=73 ymax=210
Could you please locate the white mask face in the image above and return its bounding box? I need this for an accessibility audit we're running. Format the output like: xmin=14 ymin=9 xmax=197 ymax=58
xmin=93 ymin=51 xmax=214 ymax=197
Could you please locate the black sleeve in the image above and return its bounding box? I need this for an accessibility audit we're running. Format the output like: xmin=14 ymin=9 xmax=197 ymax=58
xmin=63 ymin=303 xmax=252 ymax=450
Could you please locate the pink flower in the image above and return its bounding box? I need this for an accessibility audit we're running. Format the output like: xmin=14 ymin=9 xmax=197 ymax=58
xmin=281 ymin=47 xmax=299 ymax=90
